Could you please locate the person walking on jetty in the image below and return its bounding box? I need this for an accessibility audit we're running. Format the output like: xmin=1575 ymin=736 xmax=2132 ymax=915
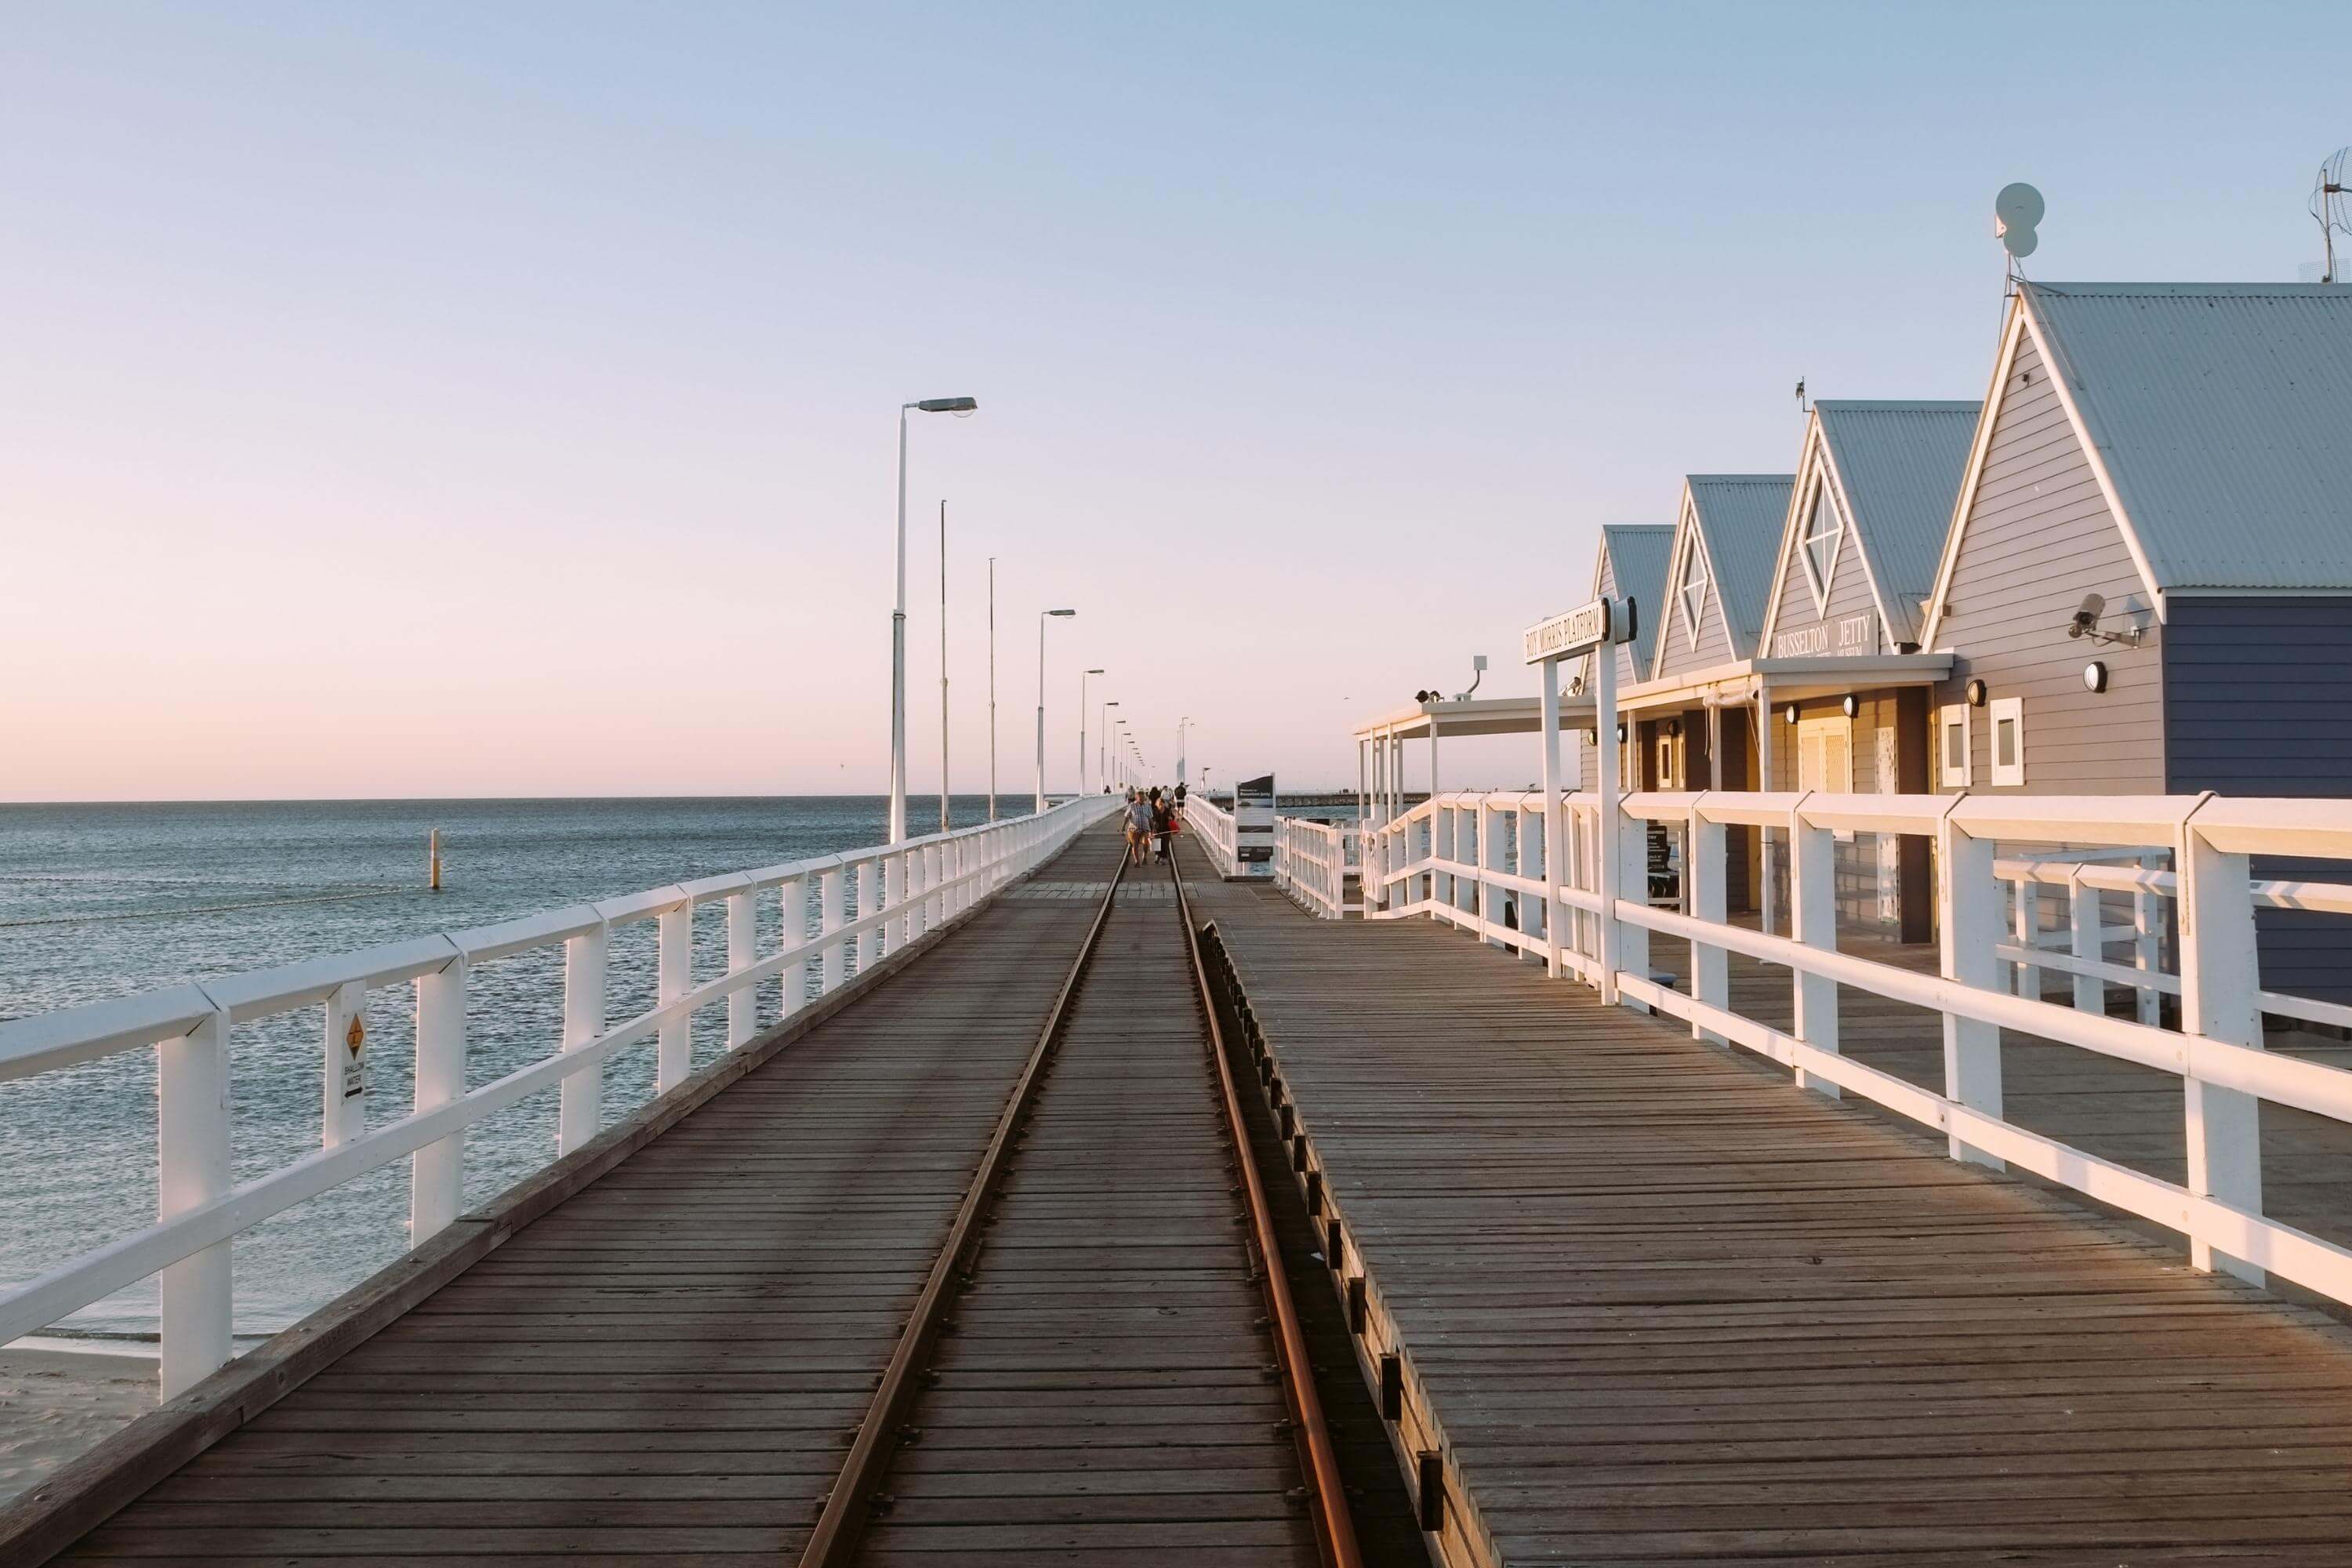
xmin=1123 ymin=788 xmax=1152 ymax=866
xmin=1150 ymin=788 xmax=1175 ymax=864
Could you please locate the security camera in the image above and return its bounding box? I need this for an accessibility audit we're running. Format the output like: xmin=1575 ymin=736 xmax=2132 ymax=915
xmin=2067 ymin=593 xmax=2104 ymax=639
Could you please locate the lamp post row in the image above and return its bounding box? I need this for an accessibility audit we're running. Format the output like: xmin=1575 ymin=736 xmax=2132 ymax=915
xmin=892 ymin=395 xmax=1107 ymax=838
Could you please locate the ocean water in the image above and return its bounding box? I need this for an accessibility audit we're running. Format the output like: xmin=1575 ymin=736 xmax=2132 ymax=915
xmin=0 ymin=795 xmax=1011 ymax=1340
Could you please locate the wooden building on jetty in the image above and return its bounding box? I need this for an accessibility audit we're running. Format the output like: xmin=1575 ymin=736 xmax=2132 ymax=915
xmin=1547 ymin=278 xmax=2352 ymax=994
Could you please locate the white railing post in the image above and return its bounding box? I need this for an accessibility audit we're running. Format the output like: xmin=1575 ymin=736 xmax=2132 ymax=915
xmin=2180 ymin=815 xmax=2265 ymax=1284
xmin=657 ymin=902 xmax=691 ymax=1092
xmin=1687 ymin=808 xmax=1727 ymax=1046
xmin=560 ymin=924 xmax=608 ymax=1153
xmin=158 ymin=1007 xmax=232 ymax=1399
xmin=1432 ymin=804 xmax=1451 ymax=924
xmin=2013 ymin=877 xmax=2042 ymax=1000
xmin=1789 ymin=800 xmax=1838 ymax=1096
xmin=856 ymin=860 xmax=881 ymax=973
xmin=411 ymin=958 xmax=466 ymax=1243
xmin=2135 ymin=850 xmax=2164 ymax=1027
xmin=909 ymin=848 xmax=930 ymax=942
xmin=2068 ymin=867 xmax=2104 ymax=1015
xmin=322 ymin=980 xmax=368 ymax=1148
xmin=779 ymin=877 xmax=808 ymax=1018
xmin=1476 ymin=801 xmax=1498 ymax=946
xmin=877 ymin=855 xmax=900 ymax=956
xmin=819 ymin=864 xmax=845 ymax=993
xmin=931 ymin=840 xmax=949 ymax=925
xmin=1938 ymin=815 xmax=2005 ymax=1167
xmin=1514 ymin=803 xmax=1536 ymax=957
xmin=726 ymin=889 xmax=757 ymax=1048
xmin=1615 ymin=807 xmax=1650 ymax=1008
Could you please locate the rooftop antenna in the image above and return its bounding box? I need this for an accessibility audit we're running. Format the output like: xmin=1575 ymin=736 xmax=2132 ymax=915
xmin=2312 ymin=148 xmax=2350 ymax=284
xmin=1994 ymin=181 xmax=2043 ymax=295
xmin=1794 ymin=376 xmax=1808 ymax=416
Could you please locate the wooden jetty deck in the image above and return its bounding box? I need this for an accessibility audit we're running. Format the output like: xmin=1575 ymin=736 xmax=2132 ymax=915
xmin=1185 ymin=840 xmax=2352 ymax=1566
xmin=33 ymin=833 xmax=1131 ymax=1564
xmin=854 ymin=855 xmax=1314 ymax=1566
xmin=13 ymin=826 xmax=1372 ymax=1568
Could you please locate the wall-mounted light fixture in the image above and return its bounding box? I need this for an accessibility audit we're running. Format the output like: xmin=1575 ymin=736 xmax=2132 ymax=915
xmin=1665 ymin=717 xmax=1681 ymax=738
xmin=1784 ymin=705 xmax=1798 ymax=725
xmin=2083 ymin=659 xmax=2109 ymax=694
xmin=1615 ymin=722 xmax=1628 ymax=742
xmin=1840 ymin=694 xmax=1860 ymax=719
xmin=1965 ymin=678 xmax=1988 ymax=708
xmin=1585 ymin=728 xmax=1599 ymax=745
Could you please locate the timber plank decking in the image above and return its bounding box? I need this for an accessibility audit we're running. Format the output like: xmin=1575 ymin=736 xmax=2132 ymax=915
xmin=1190 ymin=848 xmax=2352 ymax=1567
xmin=52 ymin=829 xmax=1132 ymax=1566
xmin=854 ymin=854 xmax=1316 ymax=1566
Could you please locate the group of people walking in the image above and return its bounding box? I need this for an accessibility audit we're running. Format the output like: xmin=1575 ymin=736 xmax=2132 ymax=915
xmin=1122 ymin=783 xmax=1184 ymax=866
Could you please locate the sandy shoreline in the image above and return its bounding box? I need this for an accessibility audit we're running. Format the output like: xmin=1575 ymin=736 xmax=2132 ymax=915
xmin=0 ymin=1341 xmax=158 ymax=1508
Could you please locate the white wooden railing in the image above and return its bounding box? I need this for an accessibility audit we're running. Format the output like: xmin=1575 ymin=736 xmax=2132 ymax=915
xmin=0 ymin=797 xmax=1116 ymax=1396
xmin=1360 ymin=786 xmax=2352 ymax=1307
xmin=1272 ymin=818 xmax=1357 ymax=919
xmin=1185 ymin=795 xmax=1239 ymax=878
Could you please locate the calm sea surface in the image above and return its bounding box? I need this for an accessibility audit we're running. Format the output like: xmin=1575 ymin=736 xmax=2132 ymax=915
xmin=0 ymin=795 xmax=1005 ymax=1339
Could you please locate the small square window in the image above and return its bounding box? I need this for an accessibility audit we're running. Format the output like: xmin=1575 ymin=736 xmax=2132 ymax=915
xmin=1989 ymin=697 xmax=2025 ymax=786
xmin=1937 ymin=702 xmax=1971 ymax=788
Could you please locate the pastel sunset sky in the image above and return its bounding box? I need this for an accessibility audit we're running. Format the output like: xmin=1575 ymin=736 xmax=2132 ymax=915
xmin=6 ymin=2 xmax=2343 ymax=798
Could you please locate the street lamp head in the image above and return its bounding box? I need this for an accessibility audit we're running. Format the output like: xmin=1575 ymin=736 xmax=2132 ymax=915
xmin=1086 ymin=667 xmax=1105 ymax=675
xmin=1046 ymin=608 xmax=1076 ymax=618
xmin=912 ymin=397 xmax=978 ymax=413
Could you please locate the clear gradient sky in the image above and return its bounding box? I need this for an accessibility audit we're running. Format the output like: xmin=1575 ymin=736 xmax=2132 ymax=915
xmin=6 ymin=2 xmax=2346 ymax=799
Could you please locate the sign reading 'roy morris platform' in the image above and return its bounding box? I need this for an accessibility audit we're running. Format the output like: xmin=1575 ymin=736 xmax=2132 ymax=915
xmin=1523 ymin=598 xmax=1617 ymax=664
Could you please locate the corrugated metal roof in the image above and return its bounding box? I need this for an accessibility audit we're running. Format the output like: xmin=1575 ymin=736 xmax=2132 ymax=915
xmin=1814 ymin=401 xmax=1980 ymax=642
xmin=2024 ymin=281 xmax=2352 ymax=591
xmin=1816 ymin=404 xmax=1985 ymax=639
xmin=1688 ymin=475 xmax=1793 ymax=656
xmin=1600 ymin=523 xmax=1675 ymax=673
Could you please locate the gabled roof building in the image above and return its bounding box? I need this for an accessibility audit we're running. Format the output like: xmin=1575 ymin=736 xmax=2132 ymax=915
xmin=1924 ymin=280 xmax=2352 ymax=997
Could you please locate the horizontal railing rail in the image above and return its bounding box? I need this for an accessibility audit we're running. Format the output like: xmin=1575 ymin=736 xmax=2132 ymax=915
xmin=0 ymin=797 xmax=1118 ymax=1396
xmin=1355 ymin=783 xmax=2352 ymax=1308
xmin=1183 ymin=794 xmax=1239 ymax=878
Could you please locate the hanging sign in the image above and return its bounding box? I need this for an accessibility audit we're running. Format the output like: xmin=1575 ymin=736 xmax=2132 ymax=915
xmin=1523 ymin=597 xmax=1637 ymax=664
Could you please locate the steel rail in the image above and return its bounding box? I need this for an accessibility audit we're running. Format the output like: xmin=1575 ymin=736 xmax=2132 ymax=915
xmin=796 ymin=849 xmax=1129 ymax=1568
xmin=1171 ymin=856 xmax=1367 ymax=1568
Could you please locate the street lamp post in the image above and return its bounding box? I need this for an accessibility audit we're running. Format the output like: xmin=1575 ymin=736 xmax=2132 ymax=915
xmin=1176 ymin=716 xmax=1190 ymax=788
xmin=986 ymin=557 xmax=998 ymax=822
xmin=1101 ymin=700 xmax=1119 ymax=793
xmin=1079 ymin=670 xmax=1105 ymax=796
xmin=1036 ymin=609 xmax=1075 ymax=813
xmin=938 ymin=501 xmax=951 ymax=834
xmin=891 ymin=396 xmax=977 ymax=845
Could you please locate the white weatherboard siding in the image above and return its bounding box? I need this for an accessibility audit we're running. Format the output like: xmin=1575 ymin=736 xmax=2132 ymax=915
xmin=1933 ymin=335 xmax=2164 ymax=793
xmin=1658 ymin=531 xmax=1736 ymax=678
xmin=1770 ymin=475 xmax=1882 ymax=655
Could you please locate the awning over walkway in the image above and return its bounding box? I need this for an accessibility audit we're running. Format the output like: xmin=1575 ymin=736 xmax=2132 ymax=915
xmin=1353 ymin=692 xmax=1598 ymax=743
xmin=1613 ymin=652 xmax=1952 ymax=715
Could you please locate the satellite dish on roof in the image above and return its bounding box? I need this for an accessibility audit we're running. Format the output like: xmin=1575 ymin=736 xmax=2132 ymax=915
xmin=2311 ymin=148 xmax=2351 ymax=283
xmin=1994 ymin=182 xmax=2044 ymax=260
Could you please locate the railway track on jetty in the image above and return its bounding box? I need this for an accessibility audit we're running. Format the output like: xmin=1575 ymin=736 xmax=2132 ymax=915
xmin=14 ymin=822 xmax=1412 ymax=1566
xmin=804 ymin=848 xmax=1364 ymax=1568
